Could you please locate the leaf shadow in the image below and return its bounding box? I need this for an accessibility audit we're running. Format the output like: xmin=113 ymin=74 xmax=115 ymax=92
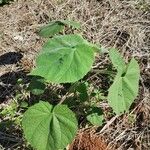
xmin=0 ymin=52 xmax=23 ymax=66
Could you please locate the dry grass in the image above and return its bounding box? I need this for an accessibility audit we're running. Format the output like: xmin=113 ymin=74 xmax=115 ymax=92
xmin=0 ymin=0 xmax=150 ymax=149
xmin=69 ymin=128 xmax=109 ymax=150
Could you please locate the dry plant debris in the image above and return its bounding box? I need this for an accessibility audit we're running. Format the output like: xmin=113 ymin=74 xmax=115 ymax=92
xmin=0 ymin=0 xmax=150 ymax=149
xmin=68 ymin=129 xmax=109 ymax=150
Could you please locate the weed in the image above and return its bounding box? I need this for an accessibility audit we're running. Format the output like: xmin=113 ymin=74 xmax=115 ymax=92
xmin=21 ymin=20 xmax=140 ymax=150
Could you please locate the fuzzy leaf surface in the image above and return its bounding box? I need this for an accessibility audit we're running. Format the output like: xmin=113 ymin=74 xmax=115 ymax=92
xmin=108 ymin=58 xmax=140 ymax=114
xmin=22 ymin=101 xmax=78 ymax=150
xmin=30 ymin=34 xmax=95 ymax=83
xmin=109 ymin=48 xmax=126 ymax=74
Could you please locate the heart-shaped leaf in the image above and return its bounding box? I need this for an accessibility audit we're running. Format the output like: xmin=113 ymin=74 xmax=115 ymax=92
xmin=30 ymin=34 xmax=95 ymax=83
xmin=22 ymin=101 xmax=78 ymax=150
xmin=108 ymin=58 xmax=140 ymax=114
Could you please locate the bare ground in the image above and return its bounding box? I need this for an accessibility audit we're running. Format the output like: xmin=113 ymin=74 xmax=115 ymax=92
xmin=0 ymin=0 xmax=150 ymax=149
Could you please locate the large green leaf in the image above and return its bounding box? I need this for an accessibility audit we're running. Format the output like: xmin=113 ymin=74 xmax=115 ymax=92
xmin=30 ymin=34 xmax=95 ymax=83
xmin=108 ymin=58 xmax=140 ymax=114
xmin=22 ymin=101 xmax=78 ymax=150
xmin=109 ymin=48 xmax=126 ymax=75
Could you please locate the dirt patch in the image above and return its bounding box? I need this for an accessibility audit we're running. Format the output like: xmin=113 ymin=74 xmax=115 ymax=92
xmin=69 ymin=129 xmax=110 ymax=150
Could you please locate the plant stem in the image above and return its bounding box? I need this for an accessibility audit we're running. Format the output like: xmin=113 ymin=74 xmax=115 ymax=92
xmin=92 ymin=69 xmax=116 ymax=76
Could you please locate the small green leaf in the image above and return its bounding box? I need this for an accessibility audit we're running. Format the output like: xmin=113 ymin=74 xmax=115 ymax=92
xmin=17 ymin=78 xmax=23 ymax=84
xmin=30 ymin=34 xmax=95 ymax=83
xmin=59 ymin=20 xmax=81 ymax=29
xmin=20 ymin=102 xmax=28 ymax=108
xmin=109 ymin=48 xmax=126 ymax=74
xmin=87 ymin=107 xmax=103 ymax=126
xmin=108 ymin=58 xmax=140 ymax=114
xmin=28 ymin=76 xmax=46 ymax=95
xmin=22 ymin=101 xmax=78 ymax=150
xmin=79 ymin=93 xmax=88 ymax=102
xmin=76 ymin=83 xmax=88 ymax=102
xmin=38 ymin=21 xmax=64 ymax=37
xmin=38 ymin=20 xmax=80 ymax=38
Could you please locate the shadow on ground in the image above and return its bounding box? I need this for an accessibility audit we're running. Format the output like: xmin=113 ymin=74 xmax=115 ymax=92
xmin=0 ymin=52 xmax=25 ymax=103
xmin=0 ymin=0 xmax=14 ymax=6
xmin=0 ymin=71 xmax=27 ymax=103
xmin=0 ymin=52 xmax=23 ymax=66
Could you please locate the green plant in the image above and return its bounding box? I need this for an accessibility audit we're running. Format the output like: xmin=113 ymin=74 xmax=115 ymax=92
xmin=38 ymin=20 xmax=81 ymax=38
xmin=108 ymin=49 xmax=140 ymax=114
xmin=30 ymin=34 xmax=95 ymax=83
xmin=22 ymin=20 xmax=140 ymax=150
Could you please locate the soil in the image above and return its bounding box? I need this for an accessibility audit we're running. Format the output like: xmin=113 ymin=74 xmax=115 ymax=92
xmin=0 ymin=0 xmax=150 ymax=150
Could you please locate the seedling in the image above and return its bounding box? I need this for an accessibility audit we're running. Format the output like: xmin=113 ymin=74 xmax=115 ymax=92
xmin=22 ymin=20 xmax=140 ymax=150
